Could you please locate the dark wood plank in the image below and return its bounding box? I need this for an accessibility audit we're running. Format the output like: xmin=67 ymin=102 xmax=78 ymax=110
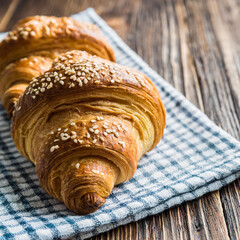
xmin=0 ymin=0 xmax=19 ymax=31
xmin=1 ymin=0 xmax=239 ymax=239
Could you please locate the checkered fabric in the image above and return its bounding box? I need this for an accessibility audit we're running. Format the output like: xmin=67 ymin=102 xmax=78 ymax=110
xmin=0 ymin=8 xmax=240 ymax=240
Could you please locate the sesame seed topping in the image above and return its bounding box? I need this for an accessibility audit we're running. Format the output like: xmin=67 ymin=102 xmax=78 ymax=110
xmin=91 ymin=120 xmax=96 ymax=123
xmin=92 ymin=125 xmax=98 ymax=129
xmin=70 ymin=122 xmax=76 ymax=126
xmin=71 ymin=131 xmax=77 ymax=135
xmin=100 ymin=137 xmax=104 ymax=142
xmin=87 ymin=132 xmax=90 ymax=138
xmin=50 ymin=145 xmax=59 ymax=152
xmin=30 ymin=31 xmax=36 ymax=37
xmin=96 ymin=116 xmax=101 ymax=121
xmin=47 ymin=82 xmax=53 ymax=89
xmin=103 ymin=132 xmax=108 ymax=136
xmin=58 ymin=128 xmax=61 ymax=131
xmin=74 ymin=139 xmax=78 ymax=143
xmin=59 ymin=80 xmax=65 ymax=85
xmin=78 ymin=80 xmax=83 ymax=87
xmin=89 ymin=128 xmax=94 ymax=132
xmin=94 ymin=130 xmax=99 ymax=134
xmin=64 ymin=128 xmax=68 ymax=132
xmin=114 ymin=132 xmax=119 ymax=138
xmin=54 ymin=139 xmax=59 ymax=142
xmin=50 ymin=131 xmax=54 ymax=134
xmin=118 ymin=141 xmax=125 ymax=148
xmin=92 ymin=139 xmax=97 ymax=144
xmin=76 ymin=163 xmax=80 ymax=169
xmin=60 ymin=132 xmax=70 ymax=141
xmin=78 ymin=139 xmax=83 ymax=144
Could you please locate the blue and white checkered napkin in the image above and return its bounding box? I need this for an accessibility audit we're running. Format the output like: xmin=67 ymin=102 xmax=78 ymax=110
xmin=0 ymin=8 xmax=240 ymax=240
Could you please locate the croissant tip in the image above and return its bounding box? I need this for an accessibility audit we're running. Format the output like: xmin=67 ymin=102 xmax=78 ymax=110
xmin=80 ymin=193 xmax=105 ymax=213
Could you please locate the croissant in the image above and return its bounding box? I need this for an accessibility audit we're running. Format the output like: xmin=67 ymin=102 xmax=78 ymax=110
xmin=0 ymin=16 xmax=115 ymax=116
xmin=11 ymin=50 xmax=166 ymax=214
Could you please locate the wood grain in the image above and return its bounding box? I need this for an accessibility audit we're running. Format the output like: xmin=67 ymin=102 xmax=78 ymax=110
xmin=0 ymin=0 xmax=239 ymax=239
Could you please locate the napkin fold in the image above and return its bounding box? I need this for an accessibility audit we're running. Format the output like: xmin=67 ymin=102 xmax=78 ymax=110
xmin=0 ymin=8 xmax=239 ymax=240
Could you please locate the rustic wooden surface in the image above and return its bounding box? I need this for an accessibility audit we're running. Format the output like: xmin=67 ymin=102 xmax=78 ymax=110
xmin=0 ymin=0 xmax=240 ymax=239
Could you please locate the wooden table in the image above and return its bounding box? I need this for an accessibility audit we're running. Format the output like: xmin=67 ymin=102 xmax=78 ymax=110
xmin=1 ymin=0 xmax=240 ymax=239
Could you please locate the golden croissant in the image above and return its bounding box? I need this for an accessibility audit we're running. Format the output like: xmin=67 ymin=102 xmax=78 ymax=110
xmin=0 ymin=16 xmax=115 ymax=116
xmin=11 ymin=50 xmax=166 ymax=214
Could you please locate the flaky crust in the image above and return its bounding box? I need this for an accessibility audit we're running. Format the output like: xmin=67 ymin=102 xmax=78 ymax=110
xmin=12 ymin=50 xmax=166 ymax=215
xmin=0 ymin=16 xmax=115 ymax=116
xmin=0 ymin=16 xmax=115 ymax=70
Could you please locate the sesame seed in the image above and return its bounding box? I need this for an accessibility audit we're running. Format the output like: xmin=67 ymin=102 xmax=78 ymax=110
xmin=61 ymin=135 xmax=70 ymax=141
xmin=40 ymin=88 xmax=45 ymax=92
xmin=70 ymin=122 xmax=76 ymax=126
xmin=103 ymin=125 xmax=108 ymax=129
xmin=83 ymin=79 xmax=88 ymax=84
xmin=32 ymin=96 xmax=36 ymax=99
xmin=54 ymin=139 xmax=59 ymax=142
xmin=106 ymin=129 xmax=111 ymax=133
xmin=113 ymin=122 xmax=118 ymax=126
xmin=111 ymin=80 xmax=115 ymax=83
xmin=30 ymin=31 xmax=36 ymax=37
xmin=100 ymin=117 xmax=104 ymax=120
xmin=96 ymin=116 xmax=101 ymax=121
xmin=87 ymin=132 xmax=90 ymax=138
xmin=92 ymin=125 xmax=98 ymax=129
xmin=76 ymin=163 xmax=80 ymax=169
xmin=91 ymin=120 xmax=96 ymax=123
xmin=47 ymin=82 xmax=53 ymax=89
xmin=92 ymin=139 xmax=97 ymax=144
xmin=114 ymin=132 xmax=119 ymax=138
xmin=100 ymin=137 xmax=104 ymax=142
xmin=78 ymin=139 xmax=83 ymax=144
xmin=94 ymin=130 xmax=99 ymax=134
xmin=64 ymin=128 xmax=68 ymax=132
xmin=71 ymin=135 xmax=77 ymax=139
xmin=74 ymin=139 xmax=78 ymax=143
xmin=50 ymin=145 xmax=59 ymax=152
xmin=118 ymin=141 xmax=125 ymax=148
xmin=59 ymin=80 xmax=64 ymax=85
xmin=103 ymin=132 xmax=108 ymax=136
xmin=71 ymin=131 xmax=77 ymax=135
xmin=58 ymin=128 xmax=61 ymax=131
xmin=50 ymin=131 xmax=54 ymax=134
xmin=89 ymin=128 xmax=94 ymax=132
xmin=78 ymin=80 xmax=83 ymax=87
